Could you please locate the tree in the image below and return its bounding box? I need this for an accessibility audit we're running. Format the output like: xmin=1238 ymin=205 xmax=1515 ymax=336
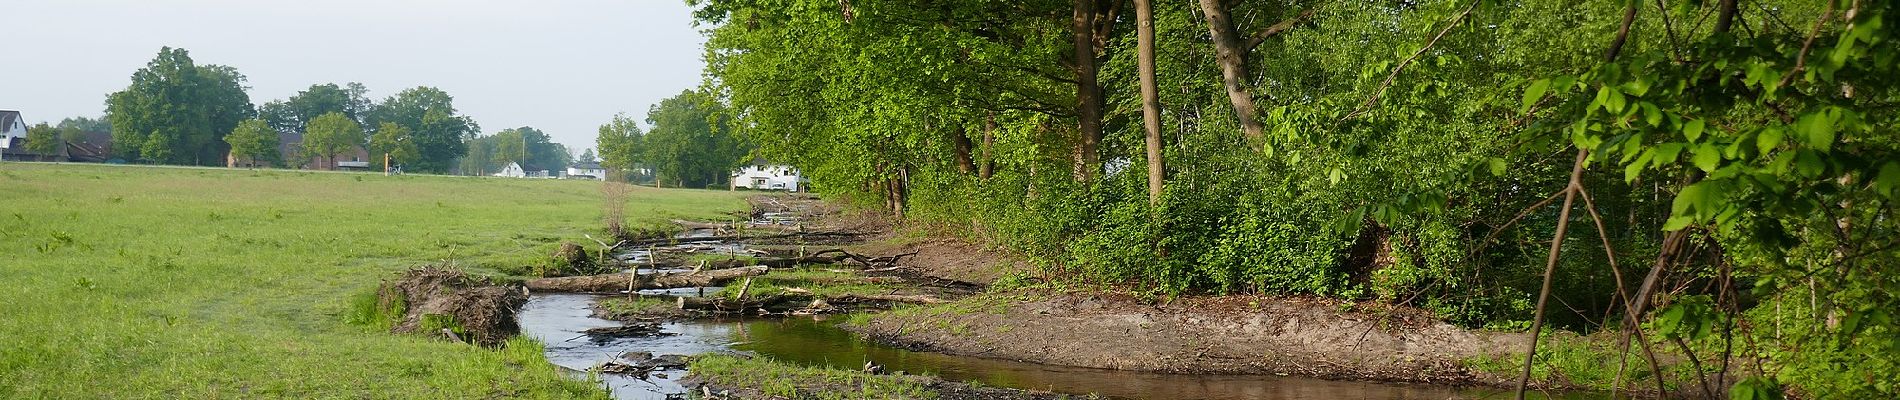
xmin=25 ymin=123 xmax=66 ymax=155
xmin=642 ymin=90 xmax=749 ymax=188
xmin=224 ymin=119 xmax=279 ymax=167
xmin=369 ymin=122 xmax=418 ymax=171
xmin=596 ymin=113 xmax=644 ymax=181
xmin=104 ymin=47 xmax=256 ymax=165
xmin=263 ymin=83 xmax=375 ymax=134
xmin=56 ymin=116 xmax=109 ymax=133
xmin=490 ymin=126 xmax=568 ymax=171
xmin=577 ymin=148 xmax=598 ymax=164
xmin=301 ymin=112 xmax=362 ymax=170
xmin=1134 ymin=0 xmax=1164 ymax=205
xmin=369 ymin=87 xmax=477 ymax=173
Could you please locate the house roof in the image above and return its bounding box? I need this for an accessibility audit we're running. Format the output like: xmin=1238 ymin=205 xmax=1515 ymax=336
xmin=0 ymin=110 xmax=21 ymax=131
xmin=570 ymin=162 xmax=602 ymax=169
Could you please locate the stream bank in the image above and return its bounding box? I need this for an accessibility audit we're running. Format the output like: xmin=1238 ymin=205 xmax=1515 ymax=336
xmin=518 ymin=194 xmax=1610 ymax=399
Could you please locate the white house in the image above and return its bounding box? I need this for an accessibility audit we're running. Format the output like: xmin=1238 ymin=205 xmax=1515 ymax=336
xmin=493 ymin=162 xmax=550 ymax=178
xmin=730 ymin=160 xmax=805 ymax=191
xmin=566 ymin=162 xmax=607 ymax=180
xmin=0 ymin=110 xmax=26 ymax=156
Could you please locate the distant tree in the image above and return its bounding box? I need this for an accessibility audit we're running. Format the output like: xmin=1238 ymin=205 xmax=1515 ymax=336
xmin=595 ymin=112 xmax=644 ymax=181
xmin=264 ymin=83 xmax=375 ymax=134
xmin=577 ymin=148 xmax=598 ymax=164
xmin=104 ymin=47 xmax=256 ymax=165
xmin=643 ymin=90 xmax=749 ymax=188
xmin=301 ymin=112 xmax=362 ymax=169
xmin=224 ymin=119 xmax=279 ymax=167
xmin=368 ymin=87 xmax=477 ymax=173
xmin=369 ymin=122 xmax=418 ymax=171
xmin=491 ymin=126 xmax=569 ymax=171
xmin=56 ymin=116 xmax=110 ymax=133
xmin=25 ymin=123 xmax=65 ymax=155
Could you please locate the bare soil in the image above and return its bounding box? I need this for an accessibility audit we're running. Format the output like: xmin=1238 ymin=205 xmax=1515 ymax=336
xmin=847 ymin=291 xmax=1543 ymax=386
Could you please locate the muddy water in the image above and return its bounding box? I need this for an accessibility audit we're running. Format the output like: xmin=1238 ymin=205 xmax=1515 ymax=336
xmin=518 ymin=293 xmax=1595 ymax=400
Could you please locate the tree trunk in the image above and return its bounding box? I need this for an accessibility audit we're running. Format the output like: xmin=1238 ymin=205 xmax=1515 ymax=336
xmin=1135 ymin=0 xmax=1164 ymax=205
xmin=525 ymin=266 xmax=768 ymax=293
xmin=952 ymin=126 xmax=976 ymax=175
xmin=979 ymin=112 xmax=995 ymax=180
xmin=1195 ymin=0 xmax=1266 ymax=144
xmin=1071 ymin=0 xmax=1104 ymax=181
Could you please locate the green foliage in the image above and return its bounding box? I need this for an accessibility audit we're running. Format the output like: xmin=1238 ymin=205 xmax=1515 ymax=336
xmin=695 ymin=0 xmax=1896 ymax=395
xmin=595 ymin=113 xmax=645 ymax=182
xmin=104 ymin=47 xmax=256 ymax=165
xmin=224 ymin=119 xmax=280 ymax=166
xmin=23 ymin=123 xmax=67 ymax=155
xmin=368 ymin=122 xmax=417 ymax=171
xmin=367 ymin=87 xmax=478 ymax=173
xmin=641 ymin=90 xmax=750 ymax=188
xmin=260 ymin=82 xmax=373 ymax=135
xmin=488 ymin=126 xmax=572 ymax=172
xmin=300 ymin=112 xmax=363 ymax=164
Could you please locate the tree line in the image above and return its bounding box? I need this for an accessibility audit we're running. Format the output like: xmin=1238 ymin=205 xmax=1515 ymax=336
xmin=594 ymin=89 xmax=751 ymax=187
xmin=691 ymin=0 xmax=1896 ymax=396
xmin=84 ymin=46 xmax=583 ymax=175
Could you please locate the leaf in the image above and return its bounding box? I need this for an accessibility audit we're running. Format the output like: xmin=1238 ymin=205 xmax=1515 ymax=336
xmin=1625 ymin=150 xmax=1654 ymax=183
xmin=1795 ymin=149 xmax=1825 ymax=177
xmin=1756 ymin=127 xmax=1784 ymax=156
xmin=1640 ymin=102 xmax=1662 ymax=126
xmin=1487 ymin=158 xmax=1507 ymax=176
xmin=1622 ymin=78 xmax=1651 ymax=97
xmin=1521 ymin=79 xmax=1550 ymax=113
xmin=1694 ymin=143 xmax=1721 ymax=172
xmin=1662 ymin=215 xmax=1695 ymax=231
xmin=1683 ymin=119 xmax=1705 ymax=141
xmin=1796 ymin=112 xmax=1835 ymax=152
xmin=1671 ymin=183 xmax=1703 ymax=216
xmin=1876 ymin=162 xmax=1900 ymax=197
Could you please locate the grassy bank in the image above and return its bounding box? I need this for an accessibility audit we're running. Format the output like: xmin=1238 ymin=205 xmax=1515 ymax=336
xmin=0 ymin=163 xmax=747 ymax=397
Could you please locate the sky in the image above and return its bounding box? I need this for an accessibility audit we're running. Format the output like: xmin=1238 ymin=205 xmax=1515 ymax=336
xmin=1 ymin=0 xmax=710 ymax=153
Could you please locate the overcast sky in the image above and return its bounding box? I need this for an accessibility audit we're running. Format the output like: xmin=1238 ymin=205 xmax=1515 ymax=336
xmin=1 ymin=0 xmax=709 ymax=153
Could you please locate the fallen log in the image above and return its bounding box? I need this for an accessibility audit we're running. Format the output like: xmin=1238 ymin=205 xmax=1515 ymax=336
xmin=526 ymin=266 xmax=769 ymax=293
xmin=675 ymin=290 xmax=947 ymax=312
xmin=838 ymin=293 xmax=948 ymax=305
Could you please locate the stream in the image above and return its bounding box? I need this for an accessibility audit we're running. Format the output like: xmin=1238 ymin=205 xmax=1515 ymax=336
xmin=518 ymin=293 xmax=1595 ymax=400
xmin=518 ymin=225 xmax=1595 ymax=399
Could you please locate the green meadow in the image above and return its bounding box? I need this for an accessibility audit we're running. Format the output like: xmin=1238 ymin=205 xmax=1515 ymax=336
xmin=0 ymin=163 xmax=748 ymax=398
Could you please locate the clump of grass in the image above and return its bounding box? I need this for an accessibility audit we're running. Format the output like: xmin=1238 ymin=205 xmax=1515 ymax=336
xmin=689 ymin=354 xmax=935 ymax=399
xmin=343 ymin=286 xmax=404 ymax=331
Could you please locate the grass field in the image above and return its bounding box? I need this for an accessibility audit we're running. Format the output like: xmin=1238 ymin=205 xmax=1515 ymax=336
xmin=0 ymin=163 xmax=749 ymax=398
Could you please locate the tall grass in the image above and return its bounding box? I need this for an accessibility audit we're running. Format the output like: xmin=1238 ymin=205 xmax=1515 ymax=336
xmin=0 ymin=163 xmax=747 ymax=398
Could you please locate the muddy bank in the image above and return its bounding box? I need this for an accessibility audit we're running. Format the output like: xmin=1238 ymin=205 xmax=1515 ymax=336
xmin=846 ymin=290 xmax=1554 ymax=388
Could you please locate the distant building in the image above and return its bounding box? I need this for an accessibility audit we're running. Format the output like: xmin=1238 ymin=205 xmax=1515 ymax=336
xmin=0 ymin=111 xmax=73 ymax=162
xmin=494 ymin=162 xmax=551 ymax=178
xmin=730 ymin=159 xmax=805 ymax=191
xmin=566 ymin=162 xmax=607 ymax=180
xmin=276 ymin=132 xmax=370 ymax=170
xmin=0 ymin=110 xmax=32 ymax=161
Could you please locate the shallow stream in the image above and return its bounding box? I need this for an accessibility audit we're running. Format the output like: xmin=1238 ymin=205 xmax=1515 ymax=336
xmin=518 ymin=293 xmax=1594 ymax=400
